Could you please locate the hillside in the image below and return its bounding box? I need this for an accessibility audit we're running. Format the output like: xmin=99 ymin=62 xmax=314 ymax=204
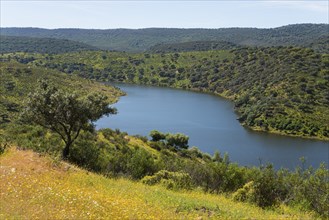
xmin=0 ymin=148 xmax=320 ymax=219
xmin=307 ymin=35 xmax=329 ymax=54
xmin=0 ymin=60 xmax=123 ymax=124
xmin=1 ymin=24 xmax=328 ymax=52
xmin=4 ymin=47 xmax=328 ymax=140
xmin=0 ymin=36 xmax=99 ymax=54
xmin=148 ymin=41 xmax=238 ymax=53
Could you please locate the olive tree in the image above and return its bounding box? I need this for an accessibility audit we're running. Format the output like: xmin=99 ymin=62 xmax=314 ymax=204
xmin=23 ymin=80 xmax=116 ymax=159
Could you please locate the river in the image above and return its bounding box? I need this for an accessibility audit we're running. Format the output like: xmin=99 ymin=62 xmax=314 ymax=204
xmin=96 ymin=83 xmax=328 ymax=169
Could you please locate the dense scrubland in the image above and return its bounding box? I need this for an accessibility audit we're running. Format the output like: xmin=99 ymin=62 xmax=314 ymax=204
xmin=2 ymin=45 xmax=328 ymax=140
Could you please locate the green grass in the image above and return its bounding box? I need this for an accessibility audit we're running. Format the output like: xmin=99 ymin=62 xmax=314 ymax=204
xmin=0 ymin=148 xmax=319 ymax=219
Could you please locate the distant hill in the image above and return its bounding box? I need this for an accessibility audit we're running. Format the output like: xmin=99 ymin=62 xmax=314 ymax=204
xmin=1 ymin=24 xmax=328 ymax=52
xmin=148 ymin=41 xmax=239 ymax=53
xmin=307 ymin=35 xmax=329 ymax=53
xmin=0 ymin=35 xmax=99 ymax=54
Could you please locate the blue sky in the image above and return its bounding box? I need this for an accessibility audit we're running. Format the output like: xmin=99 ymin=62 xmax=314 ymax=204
xmin=1 ymin=1 xmax=328 ymax=29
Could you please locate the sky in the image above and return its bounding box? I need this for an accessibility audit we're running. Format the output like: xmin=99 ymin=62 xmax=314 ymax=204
xmin=0 ymin=1 xmax=328 ymax=29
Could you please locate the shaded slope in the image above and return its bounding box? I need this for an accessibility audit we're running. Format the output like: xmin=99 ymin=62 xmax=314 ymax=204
xmin=0 ymin=36 xmax=99 ymax=54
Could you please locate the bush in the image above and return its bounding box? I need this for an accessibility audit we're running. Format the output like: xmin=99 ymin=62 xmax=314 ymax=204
xmin=251 ymin=164 xmax=288 ymax=208
xmin=149 ymin=130 xmax=166 ymax=141
xmin=69 ymin=131 xmax=104 ymax=172
xmin=166 ymin=133 xmax=189 ymax=149
xmin=142 ymin=170 xmax=192 ymax=190
xmin=233 ymin=181 xmax=255 ymax=202
xmin=127 ymin=148 xmax=157 ymax=179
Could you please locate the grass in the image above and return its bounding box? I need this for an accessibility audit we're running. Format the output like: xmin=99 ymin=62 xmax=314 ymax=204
xmin=0 ymin=148 xmax=319 ymax=219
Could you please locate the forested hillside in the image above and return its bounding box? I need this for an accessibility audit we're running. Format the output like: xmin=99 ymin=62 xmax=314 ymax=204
xmin=307 ymin=35 xmax=329 ymax=54
xmin=0 ymin=36 xmax=99 ymax=54
xmin=3 ymin=46 xmax=328 ymax=140
xmin=0 ymin=60 xmax=122 ymax=124
xmin=1 ymin=24 xmax=327 ymax=52
xmin=148 ymin=41 xmax=238 ymax=53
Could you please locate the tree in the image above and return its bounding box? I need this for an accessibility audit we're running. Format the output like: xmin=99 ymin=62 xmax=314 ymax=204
xmin=23 ymin=80 xmax=116 ymax=159
xmin=166 ymin=133 xmax=189 ymax=149
xmin=149 ymin=130 xmax=166 ymax=141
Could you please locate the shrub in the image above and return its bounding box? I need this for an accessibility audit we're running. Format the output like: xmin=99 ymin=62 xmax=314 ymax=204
xmin=149 ymin=130 xmax=166 ymax=141
xmin=142 ymin=170 xmax=192 ymax=190
xmin=233 ymin=181 xmax=255 ymax=202
xmin=127 ymin=148 xmax=157 ymax=179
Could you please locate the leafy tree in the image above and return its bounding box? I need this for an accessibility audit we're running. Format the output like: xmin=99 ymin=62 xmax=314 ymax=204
xmin=149 ymin=130 xmax=166 ymax=141
xmin=23 ymin=80 xmax=116 ymax=159
xmin=166 ymin=133 xmax=189 ymax=149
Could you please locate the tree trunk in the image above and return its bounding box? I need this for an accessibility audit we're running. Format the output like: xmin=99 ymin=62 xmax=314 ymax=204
xmin=62 ymin=143 xmax=70 ymax=160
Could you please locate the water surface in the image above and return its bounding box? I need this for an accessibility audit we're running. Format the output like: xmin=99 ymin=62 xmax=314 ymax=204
xmin=96 ymin=83 xmax=329 ymax=169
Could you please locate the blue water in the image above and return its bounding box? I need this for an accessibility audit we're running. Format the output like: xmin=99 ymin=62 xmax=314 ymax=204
xmin=96 ymin=83 xmax=329 ymax=169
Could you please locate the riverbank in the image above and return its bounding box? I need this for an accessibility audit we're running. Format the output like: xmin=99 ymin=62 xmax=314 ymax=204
xmin=97 ymin=83 xmax=328 ymax=169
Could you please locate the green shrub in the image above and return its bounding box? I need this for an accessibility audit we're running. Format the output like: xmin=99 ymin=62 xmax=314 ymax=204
xmin=142 ymin=170 xmax=192 ymax=190
xmin=127 ymin=148 xmax=157 ymax=179
xmin=233 ymin=181 xmax=255 ymax=202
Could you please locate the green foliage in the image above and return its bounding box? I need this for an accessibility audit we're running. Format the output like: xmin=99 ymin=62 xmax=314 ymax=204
xmin=1 ymin=24 xmax=327 ymax=52
xmin=142 ymin=170 xmax=192 ymax=190
xmin=22 ymin=80 xmax=116 ymax=159
xmin=6 ymin=44 xmax=328 ymax=140
xmin=0 ymin=60 xmax=122 ymax=127
xmin=126 ymin=148 xmax=157 ymax=179
xmin=69 ymin=131 xmax=104 ymax=172
xmin=0 ymin=36 xmax=99 ymax=54
xmin=150 ymin=130 xmax=189 ymax=149
xmin=165 ymin=133 xmax=189 ymax=149
xmin=251 ymin=164 xmax=288 ymax=208
xmin=149 ymin=41 xmax=238 ymax=53
xmin=232 ymin=181 xmax=255 ymax=202
xmin=149 ymin=130 xmax=166 ymax=141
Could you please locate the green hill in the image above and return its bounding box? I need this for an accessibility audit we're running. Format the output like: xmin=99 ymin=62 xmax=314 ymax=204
xmin=4 ymin=46 xmax=328 ymax=140
xmin=148 ymin=41 xmax=239 ymax=53
xmin=307 ymin=35 xmax=329 ymax=54
xmin=0 ymin=36 xmax=99 ymax=54
xmin=0 ymin=60 xmax=122 ymax=124
xmin=1 ymin=24 xmax=327 ymax=52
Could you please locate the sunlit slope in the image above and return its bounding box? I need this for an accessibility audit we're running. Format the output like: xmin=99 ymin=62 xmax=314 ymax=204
xmin=0 ymin=61 xmax=123 ymax=124
xmin=6 ymin=46 xmax=328 ymax=140
xmin=0 ymin=148 xmax=317 ymax=219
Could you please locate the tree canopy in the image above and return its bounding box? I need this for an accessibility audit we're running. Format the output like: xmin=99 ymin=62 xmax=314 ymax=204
xmin=23 ymin=80 xmax=117 ymax=159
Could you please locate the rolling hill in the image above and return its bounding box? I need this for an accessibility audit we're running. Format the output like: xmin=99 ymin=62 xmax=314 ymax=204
xmin=0 ymin=60 xmax=122 ymax=124
xmin=0 ymin=35 xmax=99 ymax=54
xmin=4 ymin=46 xmax=328 ymax=140
xmin=1 ymin=24 xmax=327 ymax=52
